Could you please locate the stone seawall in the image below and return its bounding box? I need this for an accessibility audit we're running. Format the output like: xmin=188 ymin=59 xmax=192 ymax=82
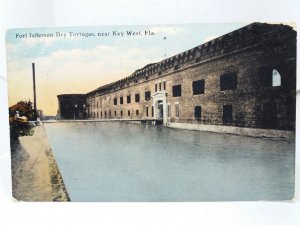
xmin=167 ymin=122 xmax=295 ymax=140
xmin=47 ymin=119 xmax=294 ymax=139
xmin=11 ymin=124 xmax=70 ymax=201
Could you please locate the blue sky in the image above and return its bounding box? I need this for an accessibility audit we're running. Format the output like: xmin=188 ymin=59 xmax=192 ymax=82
xmin=6 ymin=23 xmax=245 ymax=115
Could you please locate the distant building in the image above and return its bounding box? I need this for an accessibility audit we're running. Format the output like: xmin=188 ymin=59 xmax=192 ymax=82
xmin=57 ymin=94 xmax=87 ymax=119
xmin=58 ymin=23 xmax=296 ymax=132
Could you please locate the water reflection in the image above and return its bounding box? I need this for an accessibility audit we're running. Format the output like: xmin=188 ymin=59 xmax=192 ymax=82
xmin=44 ymin=122 xmax=295 ymax=201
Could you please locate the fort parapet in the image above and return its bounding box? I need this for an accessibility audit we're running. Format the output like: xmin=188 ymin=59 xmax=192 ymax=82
xmin=58 ymin=23 xmax=296 ymax=133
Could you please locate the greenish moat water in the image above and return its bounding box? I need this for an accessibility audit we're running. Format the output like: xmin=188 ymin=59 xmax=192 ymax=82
xmin=44 ymin=122 xmax=295 ymax=201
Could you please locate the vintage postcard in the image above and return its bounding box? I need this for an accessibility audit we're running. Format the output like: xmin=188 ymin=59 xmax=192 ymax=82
xmin=6 ymin=23 xmax=296 ymax=201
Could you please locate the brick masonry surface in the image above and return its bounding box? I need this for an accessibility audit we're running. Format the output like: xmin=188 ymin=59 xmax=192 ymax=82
xmin=58 ymin=23 xmax=296 ymax=131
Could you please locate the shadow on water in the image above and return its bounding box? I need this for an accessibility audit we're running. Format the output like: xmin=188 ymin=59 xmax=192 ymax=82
xmin=44 ymin=121 xmax=295 ymax=201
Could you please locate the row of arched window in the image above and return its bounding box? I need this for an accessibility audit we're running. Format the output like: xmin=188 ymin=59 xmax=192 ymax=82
xmin=89 ymin=109 xmax=142 ymax=119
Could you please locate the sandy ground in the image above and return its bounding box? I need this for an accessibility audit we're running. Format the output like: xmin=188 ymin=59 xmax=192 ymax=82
xmin=11 ymin=125 xmax=70 ymax=201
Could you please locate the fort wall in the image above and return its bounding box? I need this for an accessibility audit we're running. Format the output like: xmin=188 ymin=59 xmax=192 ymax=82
xmin=59 ymin=23 xmax=296 ymax=132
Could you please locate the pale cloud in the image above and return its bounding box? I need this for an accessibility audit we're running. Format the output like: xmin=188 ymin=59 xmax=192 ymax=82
xmin=34 ymin=44 xmax=156 ymax=76
xmin=6 ymin=43 xmax=17 ymax=53
xmin=7 ymin=24 xmax=245 ymax=115
xmin=23 ymin=36 xmax=61 ymax=46
xmin=7 ymin=43 xmax=161 ymax=115
xmin=6 ymin=27 xmax=182 ymax=115
xmin=7 ymin=36 xmax=62 ymax=55
xmin=149 ymin=26 xmax=186 ymax=35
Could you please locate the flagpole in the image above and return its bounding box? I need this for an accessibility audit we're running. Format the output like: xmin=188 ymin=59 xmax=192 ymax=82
xmin=163 ymin=36 xmax=167 ymax=58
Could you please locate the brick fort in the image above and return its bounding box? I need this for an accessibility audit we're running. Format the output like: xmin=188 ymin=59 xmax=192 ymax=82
xmin=57 ymin=23 xmax=296 ymax=136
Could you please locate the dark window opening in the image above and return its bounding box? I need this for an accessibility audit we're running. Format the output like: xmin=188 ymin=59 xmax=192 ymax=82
xmin=114 ymin=111 xmax=116 ymax=116
xmin=172 ymin=84 xmax=182 ymax=97
xmin=220 ymin=72 xmax=237 ymax=91
xmin=146 ymin=106 xmax=149 ymax=117
xmin=260 ymin=69 xmax=272 ymax=87
xmin=104 ymin=111 xmax=107 ymax=119
xmin=136 ymin=110 xmax=139 ymax=116
xmin=163 ymin=81 xmax=166 ymax=90
xmin=109 ymin=111 xmax=111 ymax=117
xmin=159 ymin=82 xmax=161 ymax=91
xmin=101 ymin=111 xmax=102 ymax=118
xmin=135 ymin=93 xmax=140 ymax=102
xmin=145 ymin=91 xmax=151 ymax=101
xmin=155 ymin=84 xmax=157 ymax=92
xmin=194 ymin=106 xmax=201 ymax=119
xmin=121 ymin=110 xmax=123 ymax=117
xmin=223 ymin=105 xmax=232 ymax=124
xmin=128 ymin=110 xmax=131 ymax=116
xmin=114 ymin=98 xmax=117 ymax=105
xmin=151 ymin=106 xmax=154 ymax=117
xmin=120 ymin=96 xmax=123 ymax=104
xmin=192 ymin=80 xmax=205 ymax=95
xmin=127 ymin=95 xmax=131 ymax=104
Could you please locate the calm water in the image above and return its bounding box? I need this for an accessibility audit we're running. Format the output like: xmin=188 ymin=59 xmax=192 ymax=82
xmin=44 ymin=122 xmax=295 ymax=201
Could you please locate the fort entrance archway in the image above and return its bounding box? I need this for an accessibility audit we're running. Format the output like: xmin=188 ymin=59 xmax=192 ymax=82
xmin=157 ymin=100 xmax=163 ymax=119
xmin=152 ymin=92 xmax=167 ymax=125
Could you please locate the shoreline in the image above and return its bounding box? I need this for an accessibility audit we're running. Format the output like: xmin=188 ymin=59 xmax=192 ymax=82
xmin=44 ymin=119 xmax=295 ymax=140
xmin=11 ymin=124 xmax=70 ymax=202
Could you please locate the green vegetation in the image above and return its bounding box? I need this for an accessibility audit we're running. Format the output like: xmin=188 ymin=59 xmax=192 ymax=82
xmin=9 ymin=101 xmax=35 ymax=140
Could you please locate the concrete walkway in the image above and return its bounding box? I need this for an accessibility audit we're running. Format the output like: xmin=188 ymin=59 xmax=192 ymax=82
xmin=11 ymin=125 xmax=70 ymax=201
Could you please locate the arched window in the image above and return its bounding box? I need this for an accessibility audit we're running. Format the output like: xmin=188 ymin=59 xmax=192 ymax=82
xmin=272 ymin=69 xmax=281 ymax=87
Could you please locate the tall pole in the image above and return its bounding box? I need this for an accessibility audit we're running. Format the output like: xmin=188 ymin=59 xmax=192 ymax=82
xmin=32 ymin=63 xmax=37 ymax=120
xmin=163 ymin=36 xmax=167 ymax=58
